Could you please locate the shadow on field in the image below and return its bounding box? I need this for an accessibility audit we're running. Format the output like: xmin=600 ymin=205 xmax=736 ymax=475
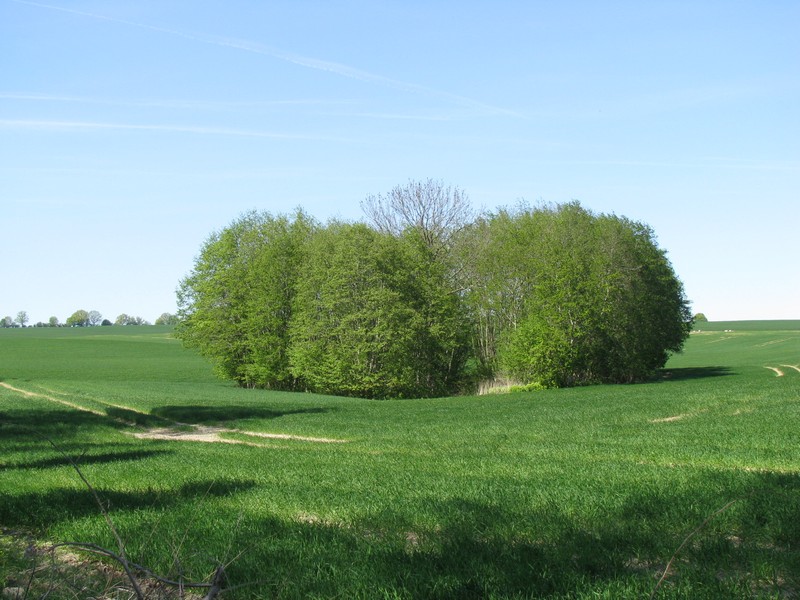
xmin=150 ymin=404 xmax=329 ymax=425
xmin=191 ymin=471 xmax=799 ymax=597
xmin=0 ymin=478 xmax=259 ymax=530
xmin=0 ymin=408 xmax=131 ymax=440
xmin=659 ymin=366 xmax=734 ymax=381
xmin=1 ymin=448 xmax=173 ymax=472
xmin=2 ymin=463 xmax=798 ymax=596
xmin=105 ymin=406 xmax=170 ymax=427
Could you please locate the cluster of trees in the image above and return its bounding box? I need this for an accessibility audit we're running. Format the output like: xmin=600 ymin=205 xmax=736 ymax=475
xmin=177 ymin=181 xmax=692 ymax=398
xmin=1 ymin=311 xmax=178 ymax=328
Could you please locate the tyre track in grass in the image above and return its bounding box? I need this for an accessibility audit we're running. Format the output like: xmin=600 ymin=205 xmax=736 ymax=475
xmin=130 ymin=427 xmax=347 ymax=445
xmin=764 ymin=364 xmax=800 ymax=377
xmin=1 ymin=381 xmax=347 ymax=446
xmin=0 ymin=381 xmax=106 ymax=416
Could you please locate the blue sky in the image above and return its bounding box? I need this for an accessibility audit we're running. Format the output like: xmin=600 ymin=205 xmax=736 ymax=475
xmin=2 ymin=0 xmax=798 ymax=324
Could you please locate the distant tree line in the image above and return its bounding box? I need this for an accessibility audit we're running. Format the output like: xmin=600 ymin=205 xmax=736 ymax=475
xmin=1 ymin=310 xmax=178 ymax=328
xmin=177 ymin=180 xmax=692 ymax=398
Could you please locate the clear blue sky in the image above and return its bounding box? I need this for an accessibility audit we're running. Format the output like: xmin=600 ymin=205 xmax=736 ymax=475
xmin=2 ymin=0 xmax=798 ymax=324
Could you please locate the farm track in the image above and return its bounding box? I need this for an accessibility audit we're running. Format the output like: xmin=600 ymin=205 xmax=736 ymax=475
xmin=131 ymin=427 xmax=347 ymax=445
xmin=0 ymin=381 xmax=106 ymax=416
xmin=0 ymin=380 xmax=346 ymax=445
xmin=764 ymin=364 xmax=800 ymax=377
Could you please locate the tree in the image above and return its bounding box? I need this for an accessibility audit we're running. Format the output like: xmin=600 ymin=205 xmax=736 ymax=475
xmin=115 ymin=314 xmax=149 ymax=326
xmin=155 ymin=312 xmax=179 ymax=326
xmin=66 ymin=309 xmax=90 ymax=327
xmin=177 ymin=210 xmax=315 ymax=389
xmin=15 ymin=311 xmax=29 ymax=327
xmin=361 ymin=178 xmax=474 ymax=255
xmin=101 ymin=319 xmax=113 ymax=326
xmin=456 ymin=209 xmax=534 ymax=378
xmin=288 ymin=222 xmax=470 ymax=398
xmin=693 ymin=313 xmax=708 ymax=323
xmin=48 ymin=316 xmax=60 ymax=327
xmin=468 ymin=202 xmax=692 ymax=387
xmin=87 ymin=310 xmax=103 ymax=326
xmin=1 ymin=316 xmax=13 ymax=328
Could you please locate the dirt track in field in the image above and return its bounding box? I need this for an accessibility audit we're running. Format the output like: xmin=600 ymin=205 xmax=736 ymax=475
xmin=1 ymin=381 xmax=347 ymax=445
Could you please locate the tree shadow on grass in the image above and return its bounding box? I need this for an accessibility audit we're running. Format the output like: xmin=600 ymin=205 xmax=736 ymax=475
xmin=1 ymin=448 xmax=174 ymax=471
xmin=0 ymin=404 xmax=332 ymax=440
xmin=150 ymin=404 xmax=329 ymax=425
xmin=104 ymin=406 xmax=170 ymax=428
xmin=0 ymin=409 xmax=132 ymax=443
xmin=208 ymin=470 xmax=800 ymax=598
xmin=0 ymin=478 xmax=260 ymax=531
xmin=3 ymin=460 xmax=798 ymax=597
xmin=658 ymin=366 xmax=734 ymax=382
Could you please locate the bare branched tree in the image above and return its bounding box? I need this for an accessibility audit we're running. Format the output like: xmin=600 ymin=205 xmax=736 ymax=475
xmin=361 ymin=179 xmax=473 ymax=251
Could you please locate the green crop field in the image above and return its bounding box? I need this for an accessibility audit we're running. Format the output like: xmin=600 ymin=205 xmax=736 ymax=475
xmin=1 ymin=323 xmax=799 ymax=599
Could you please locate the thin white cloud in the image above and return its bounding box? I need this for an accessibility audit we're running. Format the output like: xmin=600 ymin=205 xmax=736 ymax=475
xmin=0 ymin=91 xmax=356 ymax=111
xmin=537 ymin=157 xmax=800 ymax=172
xmin=9 ymin=0 xmax=520 ymax=118
xmin=0 ymin=118 xmax=355 ymax=142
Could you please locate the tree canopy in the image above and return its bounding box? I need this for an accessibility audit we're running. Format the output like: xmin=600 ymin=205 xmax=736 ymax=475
xmin=177 ymin=184 xmax=691 ymax=398
xmin=66 ymin=309 xmax=90 ymax=327
xmin=466 ymin=203 xmax=692 ymax=387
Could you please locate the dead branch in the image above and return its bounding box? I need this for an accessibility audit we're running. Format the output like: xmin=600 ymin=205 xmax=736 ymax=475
xmin=32 ymin=434 xmax=231 ymax=599
xmin=649 ymin=498 xmax=740 ymax=598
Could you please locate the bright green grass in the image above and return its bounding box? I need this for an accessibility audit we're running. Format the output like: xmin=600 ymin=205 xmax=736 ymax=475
xmin=1 ymin=323 xmax=799 ymax=598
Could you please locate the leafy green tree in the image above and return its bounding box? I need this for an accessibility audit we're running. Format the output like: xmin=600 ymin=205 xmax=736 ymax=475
xmin=1 ymin=316 xmax=13 ymax=328
xmin=177 ymin=210 xmax=314 ymax=389
xmin=66 ymin=309 xmax=90 ymax=327
xmin=289 ymin=222 xmax=411 ymax=397
xmin=474 ymin=202 xmax=691 ymax=386
xmin=591 ymin=214 xmax=693 ymax=382
xmin=48 ymin=316 xmax=60 ymax=327
xmin=456 ymin=208 xmax=537 ymax=378
xmin=289 ymin=223 xmax=469 ymax=398
xmin=115 ymin=314 xmax=150 ymax=326
xmin=693 ymin=313 xmax=708 ymax=323
xmin=155 ymin=312 xmax=179 ymax=326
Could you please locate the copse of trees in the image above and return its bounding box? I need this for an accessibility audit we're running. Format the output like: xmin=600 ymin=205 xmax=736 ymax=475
xmin=177 ymin=182 xmax=692 ymax=398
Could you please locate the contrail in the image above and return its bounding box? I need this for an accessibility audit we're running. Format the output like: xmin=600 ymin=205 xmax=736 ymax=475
xmin=8 ymin=0 xmax=519 ymax=118
xmin=0 ymin=118 xmax=357 ymax=142
xmin=0 ymin=92 xmax=353 ymax=110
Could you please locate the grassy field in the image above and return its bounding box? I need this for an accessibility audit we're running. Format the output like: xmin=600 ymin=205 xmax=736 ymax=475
xmin=1 ymin=323 xmax=798 ymax=598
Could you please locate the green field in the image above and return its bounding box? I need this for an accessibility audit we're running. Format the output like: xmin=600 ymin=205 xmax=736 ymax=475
xmin=1 ymin=323 xmax=799 ymax=598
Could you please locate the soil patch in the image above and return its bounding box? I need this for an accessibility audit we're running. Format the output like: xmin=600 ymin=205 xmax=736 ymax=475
xmin=131 ymin=426 xmax=347 ymax=445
